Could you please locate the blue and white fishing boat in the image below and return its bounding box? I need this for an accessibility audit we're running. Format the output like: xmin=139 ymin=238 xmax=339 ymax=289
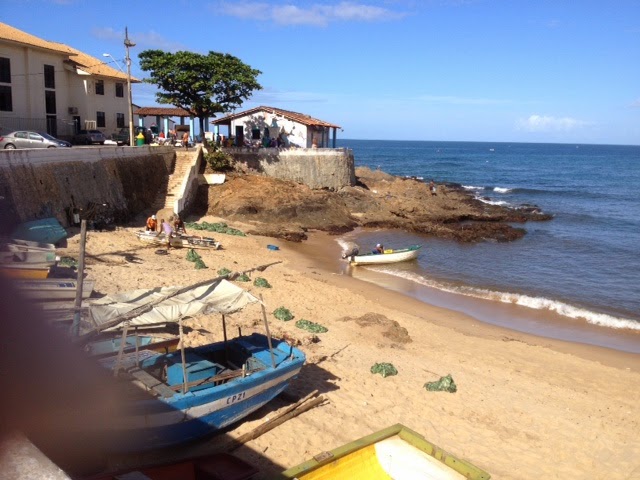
xmin=83 ymin=275 xmax=306 ymax=452
xmin=99 ymin=333 xmax=305 ymax=452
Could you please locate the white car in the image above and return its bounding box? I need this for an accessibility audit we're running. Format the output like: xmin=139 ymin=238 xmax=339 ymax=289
xmin=0 ymin=131 xmax=72 ymax=149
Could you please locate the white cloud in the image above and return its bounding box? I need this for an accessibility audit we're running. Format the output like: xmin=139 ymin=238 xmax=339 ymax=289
xmin=516 ymin=114 xmax=590 ymax=132
xmin=216 ymin=1 xmax=406 ymax=26
xmin=630 ymin=98 xmax=640 ymax=108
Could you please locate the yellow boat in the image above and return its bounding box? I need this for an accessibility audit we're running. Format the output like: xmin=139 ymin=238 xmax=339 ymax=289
xmin=0 ymin=263 xmax=50 ymax=279
xmin=279 ymin=424 xmax=490 ymax=480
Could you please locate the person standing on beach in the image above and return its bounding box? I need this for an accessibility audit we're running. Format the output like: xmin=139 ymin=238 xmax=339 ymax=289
xmin=173 ymin=215 xmax=187 ymax=235
xmin=161 ymin=218 xmax=174 ymax=250
xmin=430 ymin=180 xmax=437 ymax=196
xmin=146 ymin=214 xmax=158 ymax=232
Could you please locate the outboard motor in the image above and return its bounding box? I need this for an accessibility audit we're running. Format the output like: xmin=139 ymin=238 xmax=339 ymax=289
xmin=341 ymin=246 xmax=359 ymax=260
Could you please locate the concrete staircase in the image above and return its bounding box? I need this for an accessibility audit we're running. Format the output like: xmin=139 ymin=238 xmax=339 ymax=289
xmin=151 ymin=150 xmax=196 ymax=221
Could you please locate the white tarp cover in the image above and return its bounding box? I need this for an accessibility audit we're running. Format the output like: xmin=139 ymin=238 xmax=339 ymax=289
xmin=88 ymin=279 xmax=259 ymax=332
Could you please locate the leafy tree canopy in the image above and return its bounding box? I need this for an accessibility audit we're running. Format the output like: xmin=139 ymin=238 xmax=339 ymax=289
xmin=138 ymin=50 xmax=262 ymax=135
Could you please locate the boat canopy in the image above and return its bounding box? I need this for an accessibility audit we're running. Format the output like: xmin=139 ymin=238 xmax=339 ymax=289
xmin=86 ymin=279 xmax=259 ymax=333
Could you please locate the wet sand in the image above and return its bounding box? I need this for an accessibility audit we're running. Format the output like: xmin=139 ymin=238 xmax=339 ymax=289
xmin=284 ymin=230 xmax=640 ymax=371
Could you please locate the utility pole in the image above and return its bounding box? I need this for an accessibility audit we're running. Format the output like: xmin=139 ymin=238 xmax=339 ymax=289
xmin=124 ymin=27 xmax=136 ymax=147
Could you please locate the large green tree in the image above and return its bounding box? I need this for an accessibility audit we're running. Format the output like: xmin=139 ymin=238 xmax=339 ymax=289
xmin=138 ymin=50 xmax=262 ymax=137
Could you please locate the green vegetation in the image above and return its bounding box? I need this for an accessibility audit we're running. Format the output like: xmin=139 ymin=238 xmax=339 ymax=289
xmin=138 ymin=50 xmax=262 ymax=136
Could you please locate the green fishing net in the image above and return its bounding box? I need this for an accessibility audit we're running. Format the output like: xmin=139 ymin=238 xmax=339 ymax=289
xmin=58 ymin=256 xmax=77 ymax=267
xmin=235 ymin=273 xmax=250 ymax=282
xmin=194 ymin=258 xmax=207 ymax=269
xmin=217 ymin=267 xmax=232 ymax=276
xmin=424 ymin=374 xmax=457 ymax=393
xmin=370 ymin=363 xmax=398 ymax=378
xmin=273 ymin=307 xmax=294 ymax=321
xmin=295 ymin=319 xmax=328 ymax=333
xmin=254 ymin=277 xmax=272 ymax=288
xmin=186 ymin=221 xmax=246 ymax=236
xmin=186 ymin=249 xmax=201 ymax=262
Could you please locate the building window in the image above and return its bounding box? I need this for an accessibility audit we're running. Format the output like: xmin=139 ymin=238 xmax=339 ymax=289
xmin=0 ymin=58 xmax=10 ymax=111
xmin=95 ymin=80 xmax=104 ymax=95
xmin=0 ymin=57 xmax=11 ymax=83
xmin=44 ymin=65 xmax=55 ymax=89
xmin=45 ymin=91 xmax=57 ymax=115
xmin=115 ymin=82 xmax=124 ymax=98
xmin=116 ymin=113 xmax=125 ymax=128
xmin=0 ymin=85 xmax=11 ymax=112
xmin=97 ymin=111 xmax=105 ymax=128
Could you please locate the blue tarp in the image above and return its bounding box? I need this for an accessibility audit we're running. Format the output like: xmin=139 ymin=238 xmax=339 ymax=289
xmin=12 ymin=217 xmax=67 ymax=245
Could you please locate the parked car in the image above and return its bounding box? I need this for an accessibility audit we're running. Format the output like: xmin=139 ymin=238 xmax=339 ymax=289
xmin=72 ymin=129 xmax=106 ymax=145
xmin=112 ymin=126 xmax=153 ymax=145
xmin=0 ymin=131 xmax=72 ymax=149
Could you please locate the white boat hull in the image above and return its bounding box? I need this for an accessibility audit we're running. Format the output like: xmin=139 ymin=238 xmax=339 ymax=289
xmin=136 ymin=231 xmax=221 ymax=249
xmin=348 ymin=245 xmax=422 ymax=266
xmin=14 ymin=278 xmax=95 ymax=300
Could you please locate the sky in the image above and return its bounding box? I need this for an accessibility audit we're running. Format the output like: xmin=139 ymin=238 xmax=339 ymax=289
xmin=3 ymin=0 xmax=640 ymax=145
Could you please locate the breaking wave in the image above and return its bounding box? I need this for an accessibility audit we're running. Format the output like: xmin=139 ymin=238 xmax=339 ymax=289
xmin=370 ymin=268 xmax=640 ymax=331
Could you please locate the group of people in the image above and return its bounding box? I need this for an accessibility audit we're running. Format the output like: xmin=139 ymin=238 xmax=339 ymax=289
xmin=145 ymin=213 xmax=187 ymax=250
xmin=154 ymin=130 xmax=191 ymax=150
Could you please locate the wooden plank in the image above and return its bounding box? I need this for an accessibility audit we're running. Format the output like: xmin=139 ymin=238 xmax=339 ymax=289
xmin=166 ymin=367 xmax=265 ymax=391
xmin=127 ymin=368 xmax=175 ymax=398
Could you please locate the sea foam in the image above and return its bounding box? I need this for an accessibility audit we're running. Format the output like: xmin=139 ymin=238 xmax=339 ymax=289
xmin=371 ymin=268 xmax=640 ymax=331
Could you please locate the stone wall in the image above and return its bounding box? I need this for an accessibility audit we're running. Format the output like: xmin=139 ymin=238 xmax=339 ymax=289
xmin=226 ymin=147 xmax=355 ymax=191
xmin=0 ymin=146 xmax=175 ymax=229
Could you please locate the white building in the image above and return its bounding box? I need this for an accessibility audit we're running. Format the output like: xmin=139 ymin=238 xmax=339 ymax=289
xmin=211 ymin=106 xmax=341 ymax=149
xmin=0 ymin=22 xmax=138 ymax=140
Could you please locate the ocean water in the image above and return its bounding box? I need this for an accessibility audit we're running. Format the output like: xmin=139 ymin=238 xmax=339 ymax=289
xmin=334 ymin=139 xmax=640 ymax=353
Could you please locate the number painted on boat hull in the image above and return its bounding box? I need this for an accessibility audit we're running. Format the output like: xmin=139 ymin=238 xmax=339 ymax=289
xmin=226 ymin=391 xmax=247 ymax=405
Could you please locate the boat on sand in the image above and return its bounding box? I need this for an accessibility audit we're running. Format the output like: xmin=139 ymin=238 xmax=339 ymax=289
xmin=342 ymin=245 xmax=422 ymax=266
xmin=279 ymin=423 xmax=490 ymax=480
xmin=136 ymin=230 xmax=221 ymax=249
xmin=13 ymin=278 xmax=95 ymax=300
xmin=79 ymin=275 xmax=305 ymax=453
xmin=0 ymin=262 xmax=51 ymax=279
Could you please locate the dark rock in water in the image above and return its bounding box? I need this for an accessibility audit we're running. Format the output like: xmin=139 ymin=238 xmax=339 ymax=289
xmin=197 ymin=166 xmax=552 ymax=243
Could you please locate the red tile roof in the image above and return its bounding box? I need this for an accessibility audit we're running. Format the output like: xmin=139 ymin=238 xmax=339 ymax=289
xmin=0 ymin=22 xmax=139 ymax=82
xmin=134 ymin=107 xmax=194 ymax=117
xmin=211 ymin=106 xmax=340 ymax=128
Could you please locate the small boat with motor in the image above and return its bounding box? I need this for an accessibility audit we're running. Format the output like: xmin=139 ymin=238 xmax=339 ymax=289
xmin=342 ymin=244 xmax=422 ymax=266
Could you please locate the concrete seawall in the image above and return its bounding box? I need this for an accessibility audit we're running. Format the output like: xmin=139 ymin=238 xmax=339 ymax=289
xmin=226 ymin=147 xmax=355 ymax=191
xmin=0 ymin=145 xmax=355 ymax=232
xmin=0 ymin=146 xmax=175 ymax=229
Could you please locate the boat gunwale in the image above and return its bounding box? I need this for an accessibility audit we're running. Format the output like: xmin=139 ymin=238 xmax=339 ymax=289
xmin=278 ymin=423 xmax=491 ymax=480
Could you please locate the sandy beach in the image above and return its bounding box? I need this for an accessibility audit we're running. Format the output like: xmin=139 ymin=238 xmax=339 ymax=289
xmin=53 ymin=216 xmax=640 ymax=479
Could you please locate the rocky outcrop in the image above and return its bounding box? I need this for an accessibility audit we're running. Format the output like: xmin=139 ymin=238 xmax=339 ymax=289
xmin=198 ymin=166 xmax=552 ymax=243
